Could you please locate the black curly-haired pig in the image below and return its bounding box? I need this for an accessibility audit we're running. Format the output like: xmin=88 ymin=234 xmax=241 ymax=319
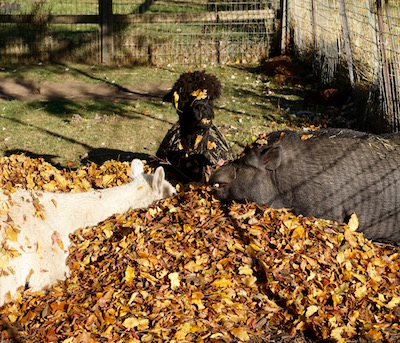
xmin=210 ymin=128 xmax=400 ymax=244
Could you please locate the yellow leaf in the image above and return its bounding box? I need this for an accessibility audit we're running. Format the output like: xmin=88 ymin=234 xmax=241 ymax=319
xmin=174 ymin=322 xmax=201 ymax=340
xmin=57 ymin=238 xmax=64 ymax=250
xmin=386 ymin=296 xmax=400 ymax=309
xmin=102 ymin=222 xmax=113 ymax=238
xmin=191 ymin=298 xmax=205 ymax=310
xmin=2 ymin=201 xmax=9 ymax=212
xmin=122 ymin=317 xmax=139 ymax=329
xmin=207 ymin=140 xmax=217 ymax=150
xmin=336 ymin=251 xmax=345 ymax=264
xmin=191 ymin=88 xmax=207 ymax=100
xmin=344 ymin=227 xmax=358 ymax=247
xmin=178 ymin=141 xmax=183 ymax=150
xmin=367 ymin=329 xmax=383 ymax=340
xmin=184 ymin=260 xmax=203 ymax=272
xmin=248 ymin=243 xmax=261 ymax=252
xmin=230 ymin=327 xmax=250 ymax=341
xmin=244 ymin=275 xmax=257 ymax=287
xmin=355 ymin=284 xmax=367 ymax=299
xmin=211 ymin=277 xmax=233 ymax=288
xmin=37 ymin=241 xmax=41 ymax=253
xmin=330 ymin=327 xmax=344 ymax=341
xmin=102 ymin=174 xmax=115 ymax=187
xmin=168 ymin=272 xmax=180 ymax=290
xmin=238 ymin=265 xmax=253 ymax=276
xmin=5 ymin=226 xmax=18 ymax=242
xmin=173 ymin=91 xmax=179 ymax=109
xmin=2 ymin=168 xmax=9 ymax=179
xmin=291 ymin=225 xmax=305 ymax=239
xmin=305 ymin=305 xmax=319 ymax=317
xmin=301 ymin=134 xmax=313 ymax=141
xmin=125 ymin=265 xmax=135 ymax=283
xmin=0 ymin=255 xmax=10 ymax=270
xmin=42 ymin=182 xmax=56 ymax=192
xmin=194 ymin=135 xmax=203 ymax=150
xmin=348 ymin=213 xmax=359 ymax=232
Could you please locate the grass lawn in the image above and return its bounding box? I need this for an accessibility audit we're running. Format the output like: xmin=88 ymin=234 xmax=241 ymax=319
xmin=0 ymin=62 xmax=315 ymax=169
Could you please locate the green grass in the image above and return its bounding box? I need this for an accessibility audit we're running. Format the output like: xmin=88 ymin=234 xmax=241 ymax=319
xmin=0 ymin=63 xmax=318 ymax=169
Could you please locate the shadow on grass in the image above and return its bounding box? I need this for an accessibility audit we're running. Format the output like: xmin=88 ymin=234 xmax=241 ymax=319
xmin=5 ymin=147 xmax=152 ymax=170
xmin=3 ymin=116 xmax=154 ymax=169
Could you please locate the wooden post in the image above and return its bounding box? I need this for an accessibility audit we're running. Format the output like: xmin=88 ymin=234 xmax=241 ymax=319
xmin=100 ymin=0 xmax=113 ymax=64
xmin=384 ymin=0 xmax=400 ymax=131
xmin=337 ymin=0 xmax=355 ymax=87
xmin=310 ymin=0 xmax=317 ymax=68
xmin=280 ymin=0 xmax=287 ymax=55
xmin=376 ymin=0 xmax=394 ymax=128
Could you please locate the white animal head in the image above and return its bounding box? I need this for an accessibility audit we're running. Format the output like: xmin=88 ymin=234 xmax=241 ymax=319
xmin=132 ymin=159 xmax=176 ymax=199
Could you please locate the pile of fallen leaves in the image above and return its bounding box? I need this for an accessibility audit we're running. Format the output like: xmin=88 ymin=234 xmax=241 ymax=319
xmin=1 ymin=155 xmax=400 ymax=343
xmin=0 ymin=154 xmax=147 ymax=192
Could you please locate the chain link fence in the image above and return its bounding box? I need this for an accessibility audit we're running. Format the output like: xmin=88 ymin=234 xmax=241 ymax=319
xmin=0 ymin=0 xmax=280 ymax=65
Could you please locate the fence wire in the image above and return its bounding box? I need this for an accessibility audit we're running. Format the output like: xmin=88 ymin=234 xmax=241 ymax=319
xmin=0 ymin=0 xmax=279 ymax=65
xmin=289 ymin=0 xmax=400 ymax=132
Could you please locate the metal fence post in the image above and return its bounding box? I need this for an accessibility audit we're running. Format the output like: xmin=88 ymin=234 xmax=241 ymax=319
xmin=100 ymin=0 xmax=113 ymax=64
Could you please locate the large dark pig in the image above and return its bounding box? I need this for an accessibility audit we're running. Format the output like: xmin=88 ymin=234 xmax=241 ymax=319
xmin=210 ymin=128 xmax=400 ymax=244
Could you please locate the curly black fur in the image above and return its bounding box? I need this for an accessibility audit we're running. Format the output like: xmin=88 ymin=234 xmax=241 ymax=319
xmin=163 ymin=70 xmax=222 ymax=105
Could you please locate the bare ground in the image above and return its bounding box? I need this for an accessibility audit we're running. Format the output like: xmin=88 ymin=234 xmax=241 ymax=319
xmin=0 ymin=77 xmax=169 ymax=102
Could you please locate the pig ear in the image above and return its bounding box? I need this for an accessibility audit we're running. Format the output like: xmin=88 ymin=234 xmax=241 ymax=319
xmin=152 ymin=166 xmax=165 ymax=192
xmin=260 ymin=146 xmax=282 ymax=170
xmin=131 ymin=159 xmax=144 ymax=179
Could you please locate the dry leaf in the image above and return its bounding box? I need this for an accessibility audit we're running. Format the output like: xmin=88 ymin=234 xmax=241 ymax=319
xmin=125 ymin=265 xmax=135 ymax=283
xmin=207 ymin=140 xmax=217 ymax=150
xmin=348 ymin=213 xmax=359 ymax=232
xmin=191 ymin=88 xmax=207 ymax=100
xmin=194 ymin=135 xmax=203 ymax=150
xmin=0 ymin=255 xmax=9 ymax=269
xmin=168 ymin=272 xmax=180 ymax=290
xmin=301 ymin=134 xmax=313 ymax=140
xmin=230 ymin=327 xmax=250 ymax=341
xmin=173 ymin=91 xmax=179 ymax=109
xmin=5 ymin=226 xmax=18 ymax=242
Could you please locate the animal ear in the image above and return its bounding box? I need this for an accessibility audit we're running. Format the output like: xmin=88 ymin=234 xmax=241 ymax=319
xmin=163 ymin=90 xmax=173 ymax=103
xmin=131 ymin=159 xmax=144 ymax=179
xmin=260 ymin=146 xmax=282 ymax=170
xmin=152 ymin=166 xmax=165 ymax=192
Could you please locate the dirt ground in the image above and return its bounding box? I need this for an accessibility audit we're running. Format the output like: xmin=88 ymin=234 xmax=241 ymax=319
xmin=0 ymin=77 xmax=169 ymax=102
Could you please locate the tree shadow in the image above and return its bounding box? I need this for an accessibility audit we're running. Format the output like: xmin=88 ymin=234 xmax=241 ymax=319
xmin=2 ymin=116 xmax=156 ymax=169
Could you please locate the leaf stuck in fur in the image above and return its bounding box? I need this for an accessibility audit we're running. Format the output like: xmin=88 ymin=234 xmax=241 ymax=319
xmin=194 ymin=134 xmax=203 ymax=149
xmin=191 ymin=88 xmax=207 ymax=100
xmin=173 ymin=91 xmax=179 ymax=109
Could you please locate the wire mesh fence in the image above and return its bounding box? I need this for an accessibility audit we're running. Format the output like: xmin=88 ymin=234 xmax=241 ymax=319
xmin=0 ymin=0 xmax=279 ymax=65
xmin=288 ymin=0 xmax=400 ymax=132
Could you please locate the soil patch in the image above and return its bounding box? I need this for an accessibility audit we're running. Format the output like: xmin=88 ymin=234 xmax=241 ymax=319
xmin=0 ymin=77 xmax=169 ymax=102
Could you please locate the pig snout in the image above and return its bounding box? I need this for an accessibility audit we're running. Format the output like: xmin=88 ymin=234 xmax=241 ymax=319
xmin=209 ymin=166 xmax=235 ymax=201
